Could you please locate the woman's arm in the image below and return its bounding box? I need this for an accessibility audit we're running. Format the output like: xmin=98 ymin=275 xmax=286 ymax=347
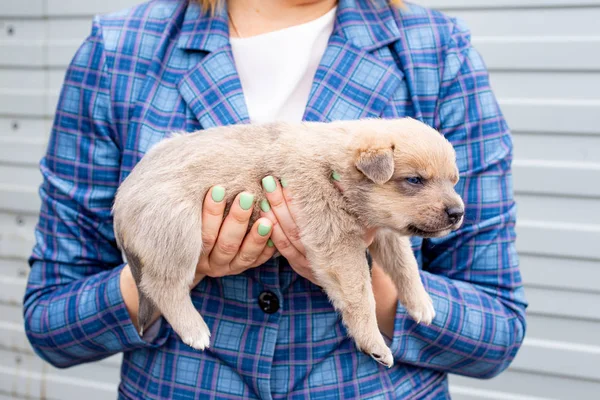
xmin=22 ymin=19 xmax=172 ymax=368
xmin=24 ymin=16 xmax=280 ymax=366
xmin=380 ymin=18 xmax=527 ymax=379
xmin=372 ymin=264 xmax=397 ymax=339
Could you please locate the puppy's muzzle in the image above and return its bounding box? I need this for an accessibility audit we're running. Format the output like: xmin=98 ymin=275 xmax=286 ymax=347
xmin=409 ymin=203 xmax=465 ymax=237
xmin=445 ymin=206 xmax=464 ymax=226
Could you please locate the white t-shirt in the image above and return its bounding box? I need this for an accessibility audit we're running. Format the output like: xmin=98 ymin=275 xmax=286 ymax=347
xmin=229 ymin=7 xmax=337 ymax=123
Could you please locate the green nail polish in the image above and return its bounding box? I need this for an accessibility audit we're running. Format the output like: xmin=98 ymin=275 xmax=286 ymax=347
xmin=258 ymin=223 xmax=271 ymax=237
xmin=262 ymin=176 xmax=277 ymax=193
xmin=267 ymin=239 xmax=274 ymax=247
xmin=332 ymin=171 xmax=341 ymax=181
xmin=239 ymin=193 xmax=254 ymax=210
xmin=280 ymin=177 xmax=288 ymax=188
xmin=260 ymin=199 xmax=271 ymax=212
xmin=211 ymin=186 xmax=225 ymax=202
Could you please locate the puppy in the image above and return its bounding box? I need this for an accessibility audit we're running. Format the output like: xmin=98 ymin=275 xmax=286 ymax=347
xmin=112 ymin=117 xmax=464 ymax=368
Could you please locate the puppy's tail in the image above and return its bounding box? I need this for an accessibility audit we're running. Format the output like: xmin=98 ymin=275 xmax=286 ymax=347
xmin=124 ymin=248 xmax=158 ymax=336
xmin=138 ymin=293 xmax=157 ymax=337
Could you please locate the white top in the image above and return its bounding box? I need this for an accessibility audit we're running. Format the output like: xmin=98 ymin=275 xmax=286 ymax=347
xmin=230 ymin=7 xmax=337 ymax=123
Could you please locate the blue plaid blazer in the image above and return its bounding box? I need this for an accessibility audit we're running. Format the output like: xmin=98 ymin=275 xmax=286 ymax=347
xmin=23 ymin=0 xmax=528 ymax=399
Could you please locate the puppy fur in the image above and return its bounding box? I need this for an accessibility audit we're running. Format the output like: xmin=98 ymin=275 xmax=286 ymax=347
xmin=112 ymin=117 xmax=465 ymax=368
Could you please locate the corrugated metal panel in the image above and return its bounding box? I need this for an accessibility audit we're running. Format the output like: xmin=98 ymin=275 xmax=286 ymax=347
xmin=422 ymin=0 xmax=600 ymax=9
xmin=0 ymin=349 xmax=121 ymax=400
xmin=418 ymin=1 xmax=600 ymax=399
xmin=1 ymin=1 xmax=598 ymax=399
xmin=451 ymin=370 xmax=600 ymax=400
xmin=0 ymin=1 xmax=140 ymax=398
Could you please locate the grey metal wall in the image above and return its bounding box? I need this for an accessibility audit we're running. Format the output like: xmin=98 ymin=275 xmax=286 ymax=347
xmin=1 ymin=1 xmax=598 ymax=399
xmin=0 ymin=2 xmax=140 ymax=398
xmin=420 ymin=0 xmax=600 ymax=399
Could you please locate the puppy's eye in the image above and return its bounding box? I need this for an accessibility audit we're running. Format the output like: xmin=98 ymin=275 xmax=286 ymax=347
xmin=406 ymin=177 xmax=423 ymax=185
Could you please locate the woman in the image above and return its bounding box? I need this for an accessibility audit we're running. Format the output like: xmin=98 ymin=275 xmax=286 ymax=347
xmin=23 ymin=0 xmax=528 ymax=398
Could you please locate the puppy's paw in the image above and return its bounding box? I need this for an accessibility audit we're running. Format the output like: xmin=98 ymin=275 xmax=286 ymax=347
xmin=354 ymin=331 xmax=394 ymax=368
xmin=370 ymin=350 xmax=394 ymax=368
xmin=405 ymin=291 xmax=436 ymax=326
xmin=180 ymin=319 xmax=211 ymax=351
xmin=182 ymin=333 xmax=211 ymax=351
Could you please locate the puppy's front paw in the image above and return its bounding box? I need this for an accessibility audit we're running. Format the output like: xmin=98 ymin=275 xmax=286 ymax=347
xmin=405 ymin=291 xmax=436 ymax=326
xmin=354 ymin=332 xmax=394 ymax=368
xmin=180 ymin=319 xmax=211 ymax=350
xmin=370 ymin=350 xmax=394 ymax=368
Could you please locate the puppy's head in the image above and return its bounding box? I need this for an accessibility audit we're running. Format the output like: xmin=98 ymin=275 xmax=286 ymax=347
xmin=345 ymin=118 xmax=464 ymax=238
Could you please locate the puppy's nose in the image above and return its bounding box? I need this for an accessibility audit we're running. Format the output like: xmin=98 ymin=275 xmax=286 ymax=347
xmin=445 ymin=206 xmax=464 ymax=225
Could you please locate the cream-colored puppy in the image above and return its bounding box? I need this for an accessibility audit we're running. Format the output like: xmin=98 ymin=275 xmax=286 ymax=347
xmin=112 ymin=118 xmax=464 ymax=368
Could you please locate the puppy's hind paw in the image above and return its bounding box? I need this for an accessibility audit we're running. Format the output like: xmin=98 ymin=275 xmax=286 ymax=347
xmin=182 ymin=331 xmax=211 ymax=350
xmin=180 ymin=320 xmax=211 ymax=351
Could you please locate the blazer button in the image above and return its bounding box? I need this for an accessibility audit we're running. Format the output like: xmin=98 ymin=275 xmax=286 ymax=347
xmin=258 ymin=291 xmax=280 ymax=314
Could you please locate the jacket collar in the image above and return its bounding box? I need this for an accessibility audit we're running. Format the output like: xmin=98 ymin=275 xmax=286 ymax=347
xmin=175 ymin=0 xmax=405 ymax=128
xmin=177 ymin=0 xmax=403 ymax=53
xmin=177 ymin=0 xmax=229 ymax=52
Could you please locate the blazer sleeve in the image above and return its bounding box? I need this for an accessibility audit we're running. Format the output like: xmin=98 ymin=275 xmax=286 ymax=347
xmin=22 ymin=18 xmax=171 ymax=368
xmin=388 ymin=18 xmax=528 ymax=378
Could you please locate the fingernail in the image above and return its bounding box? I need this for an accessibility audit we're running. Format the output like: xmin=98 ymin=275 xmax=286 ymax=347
xmin=267 ymin=239 xmax=274 ymax=247
xmin=239 ymin=193 xmax=254 ymax=210
xmin=260 ymin=199 xmax=271 ymax=212
xmin=258 ymin=223 xmax=271 ymax=237
xmin=262 ymin=176 xmax=277 ymax=193
xmin=211 ymin=186 xmax=225 ymax=202
xmin=280 ymin=177 xmax=288 ymax=188
xmin=332 ymin=171 xmax=341 ymax=182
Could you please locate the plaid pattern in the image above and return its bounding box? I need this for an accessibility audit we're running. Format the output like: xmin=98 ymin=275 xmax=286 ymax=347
xmin=23 ymin=0 xmax=527 ymax=399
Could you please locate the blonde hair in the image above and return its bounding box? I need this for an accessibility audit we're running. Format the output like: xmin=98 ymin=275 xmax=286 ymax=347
xmin=195 ymin=0 xmax=404 ymax=13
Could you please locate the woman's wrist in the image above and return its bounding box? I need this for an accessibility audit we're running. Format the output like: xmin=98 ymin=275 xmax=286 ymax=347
xmin=120 ymin=263 xmax=161 ymax=332
xmin=371 ymin=262 xmax=398 ymax=339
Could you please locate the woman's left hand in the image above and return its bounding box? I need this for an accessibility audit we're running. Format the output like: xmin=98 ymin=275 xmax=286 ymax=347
xmin=259 ymin=175 xmax=376 ymax=286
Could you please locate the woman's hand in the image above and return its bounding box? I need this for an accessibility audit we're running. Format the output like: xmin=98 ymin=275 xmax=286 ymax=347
xmin=121 ymin=180 xmax=387 ymax=333
xmin=121 ymin=186 xmax=277 ymax=331
xmin=255 ymin=177 xmax=396 ymax=338
xmin=259 ymin=176 xmax=377 ymax=286
xmin=192 ymin=186 xmax=277 ymax=287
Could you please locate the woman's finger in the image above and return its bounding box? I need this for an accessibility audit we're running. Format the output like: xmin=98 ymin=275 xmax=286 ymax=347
xmin=229 ymin=218 xmax=273 ymax=273
xmin=253 ymin=239 xmax=278 ymax=267
xmin=288 ymin=260 xmax=319 ymax=285
xmin=208 ymin=192 xmax=255 ymax=272
xmin=261 ymin=201 xmax=310 ymax=270
xmin=198 ymin=186 xmax=227 ymax=271
xmin=279 ymin=177 xmax=300 ymax=223
xmin=261 ymin=176 xmax=306 ymax=254
xmin=259 ymin=184 xmax=318 ymax=285
xmin=279 ymin=177 xmax=308 ymax=255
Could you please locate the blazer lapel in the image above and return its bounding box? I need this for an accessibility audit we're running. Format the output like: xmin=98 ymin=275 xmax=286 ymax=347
xmin=303 ymin=35 xmax=404 ymax=122
xmin=176 ymin=2 xmax=250 ymax=128
xmin=176 ymin=0 xmax=407 ymax=127
xmin=177 ymin=48 xmax=250 ymax=129
xmin=303 ymin=0 xmax=405 ymax=122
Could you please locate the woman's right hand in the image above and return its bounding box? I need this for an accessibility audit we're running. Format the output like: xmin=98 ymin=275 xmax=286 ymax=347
xmin=121 ymin=186 xmax=274 ymax=331
xmin=191 ymin=186 xmax=276 ymax=287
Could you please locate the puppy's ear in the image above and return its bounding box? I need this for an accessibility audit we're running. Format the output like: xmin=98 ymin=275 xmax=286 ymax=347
xmin=355 ymin=147 xmax=394 ymax=184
